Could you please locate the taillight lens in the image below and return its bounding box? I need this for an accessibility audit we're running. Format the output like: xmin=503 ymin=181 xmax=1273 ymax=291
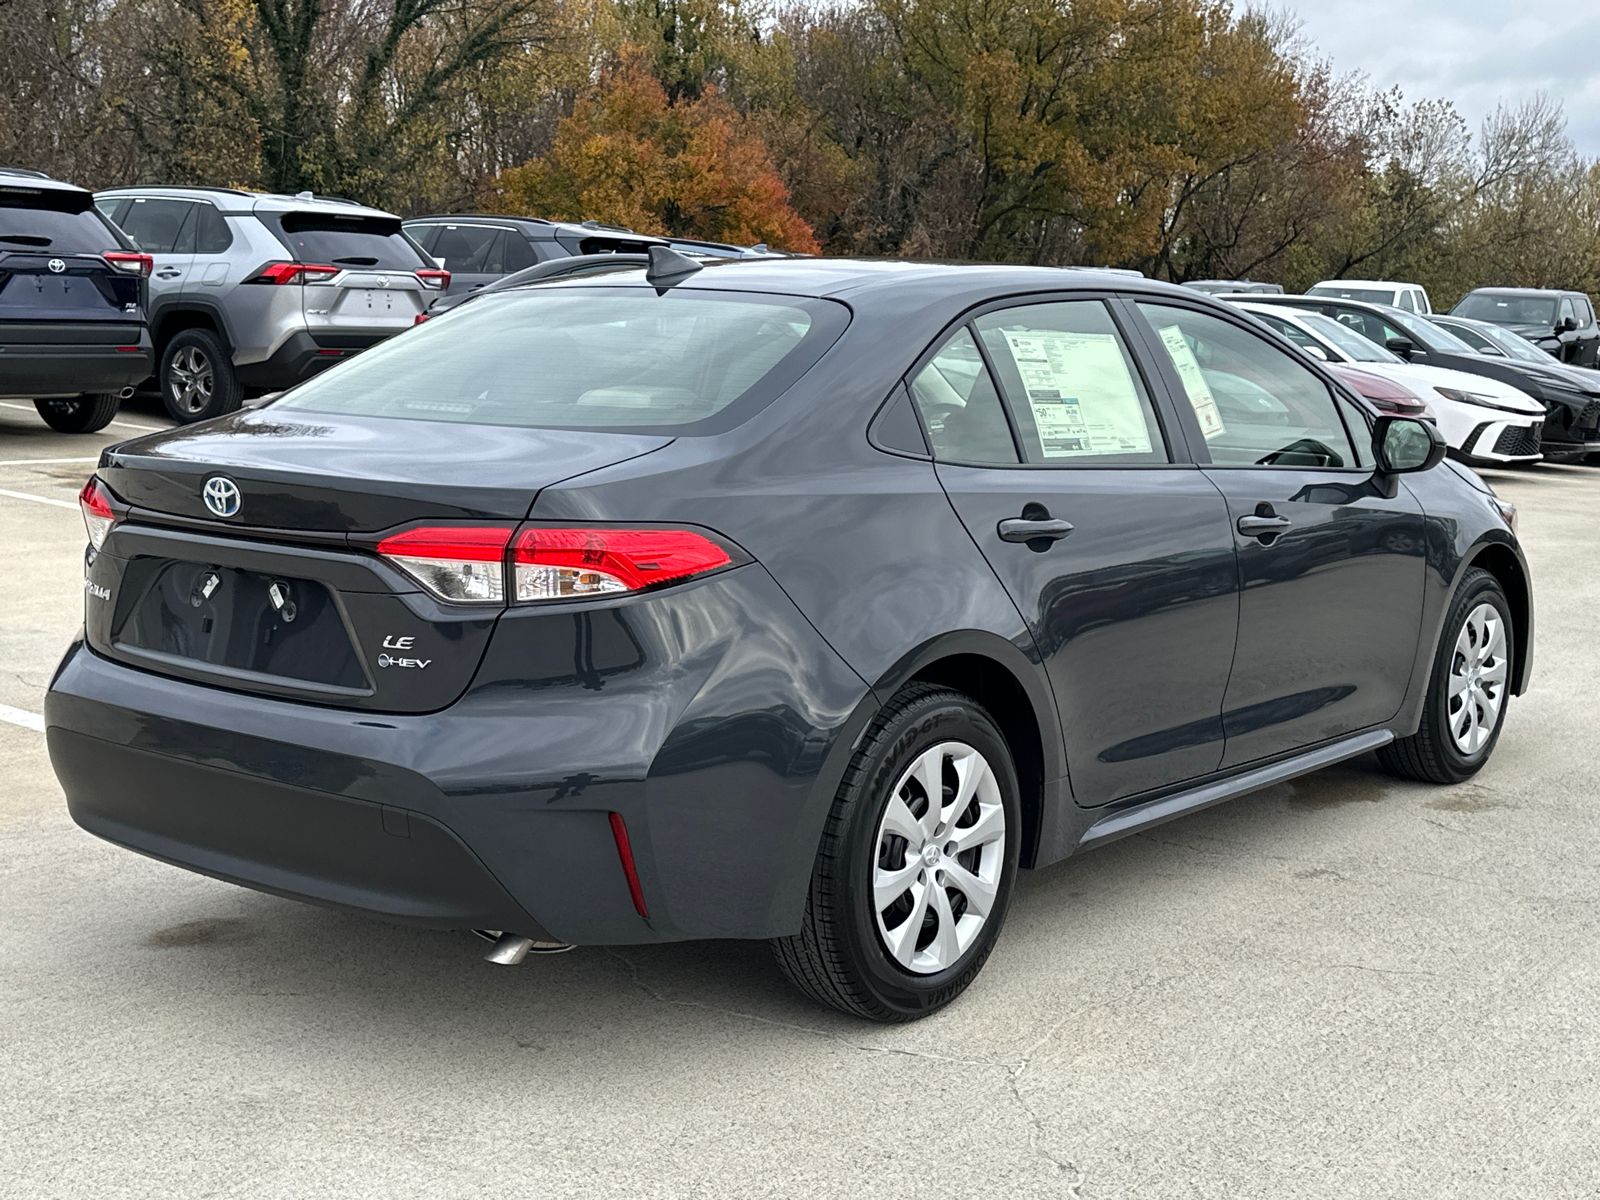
xmin=79 ymin=477 xmax=116 ymax=551
xmin=247 ymin=262 xmax=341 ymax=285
xmin=413 ymin=313 xmax=430 ymax=325
xmin=376 ymin=525 xmax=511 ymax=603
xmin=416 ymin=268 xmax=450 ymax=290
xmin=512 ymin=528 xmax=731 ymax=602
xmin=103 ymin=251 xmax=153 ymax=278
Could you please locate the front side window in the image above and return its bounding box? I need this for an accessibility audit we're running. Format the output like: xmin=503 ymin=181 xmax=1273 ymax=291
xmin=974 ymin=300 xmax=1168 ymax=464
xmin=1137 ymin=302 xmax=1357 ymax=469
xmin=907 ymin=328 xmax=1019 ymax=464
xmin=278 ymin=288 xmax=841 ymax=433
xmin=1559 ymin=298 xmax=1576 ymax=325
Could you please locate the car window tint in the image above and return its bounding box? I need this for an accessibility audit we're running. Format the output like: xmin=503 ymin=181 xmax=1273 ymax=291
xmin=271 ymin=212 xmax=426 ymax=270
xmin=0 ymin=204 xmax=123 ymax=253
xmin=404 ymin=224 xmax=441 ymax=252
xmin=1137 ymin=302 xmax=1357 ymax=469
xmin=1444 ymin=323 xmax=1495 ymax=353
xmin=194 ymin=205 xmax=233 ymax=254
xmin=502 ymin=233 xmax=540 ymax=273
xmin=974 ymin=300 xmax=1168 ymax=464
xmin=432 ymin=224 xmax=504 ymax=272
xmin=120 ymin=198 xmax=195 ymax=254
xmin=907 ymin=327 xmax=1019 ymax=464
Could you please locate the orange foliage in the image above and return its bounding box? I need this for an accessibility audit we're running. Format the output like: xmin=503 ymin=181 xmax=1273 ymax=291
xmin=488 ymin=50 xmax=819 ymax=254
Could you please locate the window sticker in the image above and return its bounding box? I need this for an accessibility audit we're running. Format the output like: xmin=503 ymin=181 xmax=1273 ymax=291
xmin=1156 ymin=324 xmax=1225 ymax=440
xmin=997 ymin=329 xmax=1153 ymax=457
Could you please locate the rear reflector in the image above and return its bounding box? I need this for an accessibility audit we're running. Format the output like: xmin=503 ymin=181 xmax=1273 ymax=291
xmin=608 ymin=812 xmax=649 ymax=917
xmin=248 ymin=262 xmax=341 ymax=285
xmin=78 ymin=477 xmax=116 ymax=551
xmin=375 ymin=525 xmax=512 ymax=603
xmin=511 ymin=528 xmax=731 ymax=602
xmin=103 ymin=251 xmax=153 ymax=278
xmin=116 ymin=346 xmax=142 ymax=353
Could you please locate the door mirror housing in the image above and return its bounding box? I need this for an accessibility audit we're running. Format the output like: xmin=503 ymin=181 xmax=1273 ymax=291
xmin=1559 ymin=316 xmax=1577 ymax=332
xmin=1373 ymin=415 xmax=1446 ymax=476
xmin=1384 ymin=336 xmax=1416 ymax=359
xmin=1302 ymin=344 xmax=1329 ymax=361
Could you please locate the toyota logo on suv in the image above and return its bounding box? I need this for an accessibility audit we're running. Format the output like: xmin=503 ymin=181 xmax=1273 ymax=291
xmin=202 ymin=476 xmax=242 ymax=518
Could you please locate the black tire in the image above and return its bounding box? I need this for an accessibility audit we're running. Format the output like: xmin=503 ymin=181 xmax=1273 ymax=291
xmin=33 ymin=393 xmax=120 ymax=434
xmin=1378 ymin=568 xmax=1513 ymax=785
xmin=159 ymin=327 xmax=241 ymax=423
xmin=772 ymin=684 xmax=1022 ymax=1021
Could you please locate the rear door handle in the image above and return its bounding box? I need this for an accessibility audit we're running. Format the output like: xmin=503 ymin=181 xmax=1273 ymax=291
xmin=998 ymin=517 xmax=1075 ymax=544
xmin=1237 ymin=515 xmax=1292 ymax=538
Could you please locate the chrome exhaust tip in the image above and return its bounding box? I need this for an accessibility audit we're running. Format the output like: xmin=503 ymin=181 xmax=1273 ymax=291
xmin=475 ymin=930 xmax=575 ymax=965
xmin=118 ymin=386 xmax=136 ymax=399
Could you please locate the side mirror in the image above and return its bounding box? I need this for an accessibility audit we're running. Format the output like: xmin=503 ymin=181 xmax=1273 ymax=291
xmin=1373 ymin=415 xmax=1446 ymax=477
xmin=1302 ymin=344 xmax=1329 ymax=361
xmin=1560 ymin=316 xmax=1577 ymax=332
xmin=1384 ymin=337 xmax=1416 ymax=359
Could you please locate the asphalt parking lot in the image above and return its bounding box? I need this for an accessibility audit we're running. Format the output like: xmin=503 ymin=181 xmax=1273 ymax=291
xmin=2 ymin=400 xmax=1597 ymax=1199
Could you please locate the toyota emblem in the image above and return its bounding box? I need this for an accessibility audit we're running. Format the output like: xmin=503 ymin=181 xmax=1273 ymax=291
xmin=202 ymin=476 xmax=242 ymax=518
xmin=48 ymin=258 xmax=66 ymax=274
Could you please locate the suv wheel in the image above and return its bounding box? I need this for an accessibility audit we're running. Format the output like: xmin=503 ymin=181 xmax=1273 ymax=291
xmin=33 ymin=394 xmax=120 ymax=434
xmin=1378 ymin=568 xmax=1513 ymax=785
xmin=772 ymin=684 xmax=1021 ymax=1021
xmin=160 ymin=328 xmax=241 ymax=423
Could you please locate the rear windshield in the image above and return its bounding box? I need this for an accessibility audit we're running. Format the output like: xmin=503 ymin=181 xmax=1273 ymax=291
xmin=277 ymin=286 xmax=849 ymax=434
xmin=1306 ymin=285 xmax=1397 ymax=305
xmin=0 ymin=197 xmax=127 ymax=253
xmin=1453 ymin=293 xmax=1558 ymax=327
xmin=269 ymin=212 xmax=427 ymax=270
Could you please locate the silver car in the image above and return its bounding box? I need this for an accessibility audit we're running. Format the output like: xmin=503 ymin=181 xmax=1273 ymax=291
xmin=94 ymin=187 xmax=447 ymax=422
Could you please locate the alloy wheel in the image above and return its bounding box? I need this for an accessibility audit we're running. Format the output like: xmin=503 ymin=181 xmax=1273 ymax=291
xmin=169 ymin=346 xmax=214 ymax=415
xmin=872 ymin=741 xmax=1006 ymax=975
xmin=1448 ymin=602 xmax=1507 ymax=755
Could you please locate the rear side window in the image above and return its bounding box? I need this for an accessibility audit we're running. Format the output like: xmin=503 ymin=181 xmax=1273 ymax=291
xmin=974 ymin=300 xmax=1168 ymax=464
xmin=0 ymin=203 xmax=126 ymax=253
xmin=194 ymin=205 xmax=233 ymax=254
xmin=277 ymin=288 xmax=846 ymax=433
xmin=908 ymin=328 xmax=1019 ymax=464
xmin=119 ymin=198 xmax=197 ymax=254
xmin=1137 ymin=302 xmax=1356 ymax=469
xmin=270 ymin=212 xmax=427 ymax=270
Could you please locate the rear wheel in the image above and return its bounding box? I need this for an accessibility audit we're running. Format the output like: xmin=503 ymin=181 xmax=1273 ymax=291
xmin=1379 ymin=568 xmax=1513 ymax=784
xmin=772 ymin=684 xmax=1021 ymax=1021
xmin=160 ymin=328 xmax=241 ymax=423
xmin=34 ymin=394 xmax=120 ymax=434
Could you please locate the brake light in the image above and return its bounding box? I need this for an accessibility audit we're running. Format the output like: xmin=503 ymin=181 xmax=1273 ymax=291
xmin=511 ymin=528 xmax=731 ymax=601
xmin=78 ymin=477 xmax=116 ymax=550
xmin=247 ymin=262 xmax=341 ymax=285
xmin=609 ymin=812 xmax=649 ymax=917
xmin=103 ymin=251 xmax=153 ymax=278
xmin=414 ymin=313 xmax=429 ymax=325
xmin=375 ymin=525 xmax=511 ymax=603
xmin=416 ymin=268 xmax=450 ymax=290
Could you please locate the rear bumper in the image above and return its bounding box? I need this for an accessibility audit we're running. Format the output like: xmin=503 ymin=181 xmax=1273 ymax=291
xmin=234 ymin=330 xmax=393 ymax=391
xmin=0 ymin=340 xmax=153 ymax=399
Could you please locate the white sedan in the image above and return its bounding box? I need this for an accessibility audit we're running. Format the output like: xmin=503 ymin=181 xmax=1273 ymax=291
xmin=1229 ymin=301 xmax=1544 ymax=466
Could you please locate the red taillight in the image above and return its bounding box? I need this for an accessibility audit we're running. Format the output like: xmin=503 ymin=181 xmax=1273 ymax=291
xmin=608 ymin=812 xmax=649 ymax=917
xmin=78 ymin=477 xmax=116 ymax=551
xmin=416 ymin=268 xmax=450 ymax=290
xmin=248 ymin=262 xmax=341 ymax=285
xmin=375 ymin=525 xmax=511 ymax=603
xmin=511 ymin=528 xmax=731 ymax=602
xmin=103 ymin=251 xmax=153 ymax=278
xmin=413 ymin=313 xmax=430 ymax=325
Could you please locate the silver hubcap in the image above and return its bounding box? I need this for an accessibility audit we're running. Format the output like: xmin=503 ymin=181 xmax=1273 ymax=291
xmin=872 ymin=741 xmax=1006 ymax=975
xmin=169 ymin=346 xmax=214 ymax=414
xmin=1448 ymin=603 xmax=1508 ymax=755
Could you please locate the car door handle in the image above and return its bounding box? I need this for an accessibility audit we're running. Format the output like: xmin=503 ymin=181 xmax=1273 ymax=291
xmin=998 ymin=517 xmax=1075 ymax=544
xmin=1237 ymin=514 xmax=1292 ymax=538
xmin=155 ymin=268 xmax=182 ymax=278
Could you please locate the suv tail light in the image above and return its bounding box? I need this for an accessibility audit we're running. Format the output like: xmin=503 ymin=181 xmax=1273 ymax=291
xmin=373 ymin=525 xmax=738 ymax=605
xmin=103 ymin=251 xmax=153 ymax=278
xmin=416 ymin=268 xmax=450 ymax=290
xmin=247 ymin=262 xmax=342 ymax=285
xmin=79 ymin=477 xmax=116 ymax=550
xmin=376 ymin=526 xmax=511 ymax=603
xmin=512 ymin=528 xmax=731 ymax=601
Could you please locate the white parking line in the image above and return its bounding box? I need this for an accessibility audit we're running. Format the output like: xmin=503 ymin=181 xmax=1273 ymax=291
xmin=0 ymin=400 xmax=166 ymax=433
xmin=0 ymin=703 xmax=44 ymax=733
xmin=0 ymin=458 xmax=99 ymax=467
xmin=0 ymin=487 xmax=78 ymax=510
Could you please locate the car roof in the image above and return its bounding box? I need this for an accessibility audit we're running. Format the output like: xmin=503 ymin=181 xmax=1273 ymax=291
xmin=403 ymin=213 xmax=667 ymax=242
xmin=1252 ymin=294 xmax=1411 ymax=318
xmin=95 ymin=185 xmax=400 ymax=221
xmin=1462 ymin=286 xmax=1575 ymax=298
xmin=1308 ymin=279 xmax=1418 ymax=290
xmin=0 ymin=168 xmax=91 ymax=198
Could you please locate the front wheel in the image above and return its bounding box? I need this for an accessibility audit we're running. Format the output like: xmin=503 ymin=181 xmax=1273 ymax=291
xmin=772 ymin=684 xmax=1021 ymax=1021
xmin=1379 ymin=568 xmax=1513 ymax=784
xmin=160 ymin=328 xmax=241 ymax=423
xmin=34 ymin=394 xmax=120 ymax=434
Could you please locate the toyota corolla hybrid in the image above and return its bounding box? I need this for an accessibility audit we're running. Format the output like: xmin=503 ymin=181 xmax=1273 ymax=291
xmin=1230 ymin=301 xmax=1545 ymax=465
xmin=47 ymin=254 xmax=1531 ymax=1021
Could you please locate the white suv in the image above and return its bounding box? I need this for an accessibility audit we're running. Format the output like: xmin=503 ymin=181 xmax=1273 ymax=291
xmin=1305 ymin=279 xmax=1432 ymax=314
xmin=94 ymin=187 xmax=447 ymax=422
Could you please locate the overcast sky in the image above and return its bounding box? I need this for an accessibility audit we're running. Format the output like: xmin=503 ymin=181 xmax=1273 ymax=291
xmin=1279 ymin=2 xmax=1600 ymax=158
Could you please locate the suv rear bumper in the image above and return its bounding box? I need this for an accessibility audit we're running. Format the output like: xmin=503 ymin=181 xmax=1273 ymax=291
xmin=235 ymin=331 xmax=392 ymax=391
xmin=0 ymin=339 xmax=153 ymax=399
